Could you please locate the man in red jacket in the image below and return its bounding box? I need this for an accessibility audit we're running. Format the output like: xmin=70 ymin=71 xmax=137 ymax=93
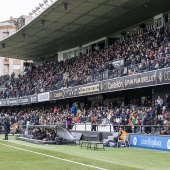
xmin=129 ymin=111 xmax=140 ymax=133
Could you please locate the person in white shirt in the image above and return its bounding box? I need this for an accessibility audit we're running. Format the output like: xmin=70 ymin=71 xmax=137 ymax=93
xmin=157 ymin=96 xmax=163 ymax=106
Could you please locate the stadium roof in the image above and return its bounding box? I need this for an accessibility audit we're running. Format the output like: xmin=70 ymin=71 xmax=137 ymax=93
xmin=0 ymin=0 xmax=170 ymax=60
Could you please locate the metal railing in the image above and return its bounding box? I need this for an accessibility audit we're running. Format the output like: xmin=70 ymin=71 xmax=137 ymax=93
xmin=0 ymin=124 xmax=169 ymax=137
xmin=52 ymin=57 xmax=170 ymax=90
xmin=71 ymin=124 xmax=169 ymax=134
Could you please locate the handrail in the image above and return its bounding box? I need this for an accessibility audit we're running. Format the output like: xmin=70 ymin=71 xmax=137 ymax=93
xmin=0 ymin=124 xmax=168 ymax=134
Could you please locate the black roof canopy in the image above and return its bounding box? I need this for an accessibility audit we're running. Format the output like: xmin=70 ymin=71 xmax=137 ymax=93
xmin=0 ymin=0 xmax=169 ymax=60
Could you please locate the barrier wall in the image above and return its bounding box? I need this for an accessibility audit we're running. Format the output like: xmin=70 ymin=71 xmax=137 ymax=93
xmin=72 ymin=124 xmax=114 ymax=132
xmin=130 ymin=134 xmax=170 ymax=151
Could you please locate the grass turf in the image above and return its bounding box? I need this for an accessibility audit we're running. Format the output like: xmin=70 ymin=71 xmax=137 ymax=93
xmin=0 ymin=135 xmax=169 ymax=170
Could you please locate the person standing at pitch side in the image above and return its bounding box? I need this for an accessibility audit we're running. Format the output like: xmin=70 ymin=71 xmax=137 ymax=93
xmin=3 ymin=117 xmax=10 ymax=140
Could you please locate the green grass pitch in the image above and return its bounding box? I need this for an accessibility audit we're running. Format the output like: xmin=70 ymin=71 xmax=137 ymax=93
xmin=0 ymin=135 xmax=169 ymax=170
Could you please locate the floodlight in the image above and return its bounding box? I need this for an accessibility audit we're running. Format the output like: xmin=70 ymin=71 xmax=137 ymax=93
xmin=36 ymin=6 xmax=41 ymax=12
xmin=43 ymin=0 xmax=49 ymax=7
xmin=32 ymin=9 xmax=38 ymax=16
xmin=43 ymin=0 xmax=48 ymax=4
xmin=32 ymin=9 xmax=37 ymax=13
xmin=39 ymin=3 xmax=44 ymax=8
xmin=29 ymin=12 xmax=33 ymax=16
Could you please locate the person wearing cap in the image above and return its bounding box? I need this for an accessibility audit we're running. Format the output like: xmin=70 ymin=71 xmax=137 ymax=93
xmin=3 ymin=117 xmax=10 ymax=140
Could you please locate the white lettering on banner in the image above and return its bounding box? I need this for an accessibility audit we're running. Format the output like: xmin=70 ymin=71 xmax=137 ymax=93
xmin=72 ymin=124 xmax=113 ymax=132
xmin=125 ymin=75 xmax=155 ymax=87
xmin=53 ymin=91 xmax=62 ymax=98
xmin=79 ymin=84 xmax=99 ymax=94
xmin=108 ymin=80 xmax=123 ymax=89
xmin=141 ymin=138 xmax=162 ymax=147
xmin=38 ymin=92 xmax=49 ymax=102
xmin=9 ymin=100 xmax=17 ymax=104
xmin=164 ymin=71 xmax=170 ymax=81
xmin=141 ymin=75 xmax=155 ymax=83
xmin=31 ymin=96 xmax=37 ymax=102
xmin=133 ymin=137 xmax=137 ymax=146
xmin=18 ymin=98 xmax=29 ymax=103
xmin=167 ymin=139 xmax=170 ymax=149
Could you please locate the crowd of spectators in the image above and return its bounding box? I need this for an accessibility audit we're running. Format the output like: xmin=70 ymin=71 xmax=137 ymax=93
xmin=0 ymin=26 xmax=170 ymax=99
xmin=0 ymin=94 xmax=170 ymax=135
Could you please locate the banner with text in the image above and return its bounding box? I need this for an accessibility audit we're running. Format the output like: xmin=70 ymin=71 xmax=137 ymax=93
xmin=31 ymin=95 xmax=38 ymax=103
xmin=130 ymin=134 xmax=170 ymax=151
xmin=38 ymin=92 xmax=50 ymax=102
xmin=18 ymin=96 xmax=30 ymax=105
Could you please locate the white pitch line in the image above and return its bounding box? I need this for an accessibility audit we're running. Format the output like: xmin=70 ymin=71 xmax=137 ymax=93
xmin=0 ymin=142 xmax=108 ymax=170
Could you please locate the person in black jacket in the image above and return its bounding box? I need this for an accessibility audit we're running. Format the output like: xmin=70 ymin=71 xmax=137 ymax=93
xmin=3 ymin=117 xmax=10 ymax=140
xmin=143 ymin=112 xmax=152 ymax=134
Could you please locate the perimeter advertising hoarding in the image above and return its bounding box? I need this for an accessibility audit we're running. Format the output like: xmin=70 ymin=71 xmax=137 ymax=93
xmin=101 ymin=77 xmax=124 ymax=92
xmin=0 ymin=100 xmax=8 ymax=106
xmin=18 ymin=96 xmax=30 ymax=105
xmin=8 ymin=98 xmax=18 ymax=106
xmin=50 ymin=90 xmax=63 ymax=100
xmin=31 ymin=95 xmax=38 ymax=103
xmin=124 ymin=71 xmax=156 ymax=89
xmin=130 ymin=134 xmax=170 ymax=151
xmin=38 ymin=92 xmax=50 ymax=102
xmin=156 ymin=68 xmax=170 ymax=85
xmin=50 ymin=83 xmax=100 ymax=100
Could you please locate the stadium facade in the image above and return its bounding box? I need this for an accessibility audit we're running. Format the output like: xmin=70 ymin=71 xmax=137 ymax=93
xmin=0 ymin=18 xmax=25 ymax=76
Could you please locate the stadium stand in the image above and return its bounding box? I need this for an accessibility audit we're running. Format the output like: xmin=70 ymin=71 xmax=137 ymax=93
xmin=0 ymin=99 xmax=170 ymax=135
xmin=0 ymin=26 xmax=170 ymax=99
xmin=0 ymin=0 xmax=170 ymax=154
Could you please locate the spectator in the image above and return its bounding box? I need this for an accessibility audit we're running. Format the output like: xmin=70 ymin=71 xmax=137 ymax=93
xmin=156 ymin=96 xmax=163 ymax=107
xmin=129 ymin=111 xmax=140 ymax=133
xmin=161 ymin=120 xmax=170 ymax=135
xmin=143 ymin=111 xmax=152 ymax=134
xmin=165 ymin=94 xmax=170 ymax=111
xmin=91 ymin=114 xmax=97 ymax=131
xmin=162 ymin=106 xmax=167 ymax=118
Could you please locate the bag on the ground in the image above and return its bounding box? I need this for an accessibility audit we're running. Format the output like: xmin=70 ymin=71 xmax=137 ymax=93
xmin=109 ymin=142 xmax=116 ymax=147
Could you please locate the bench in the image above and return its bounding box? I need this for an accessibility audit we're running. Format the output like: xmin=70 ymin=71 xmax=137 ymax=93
xmin=18 ymin=137 xmax=56 ymax=144
xmin=83 ymin=134 xmax=98 ymax=141
xmin=81 ymin=141 xmax=105 ymax=151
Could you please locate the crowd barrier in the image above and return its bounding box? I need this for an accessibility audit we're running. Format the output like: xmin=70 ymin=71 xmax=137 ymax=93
xmin=71 ymin=124 xmax=166 ymax=133
xmin=0 ymin=124 xmax=168 ymax=134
